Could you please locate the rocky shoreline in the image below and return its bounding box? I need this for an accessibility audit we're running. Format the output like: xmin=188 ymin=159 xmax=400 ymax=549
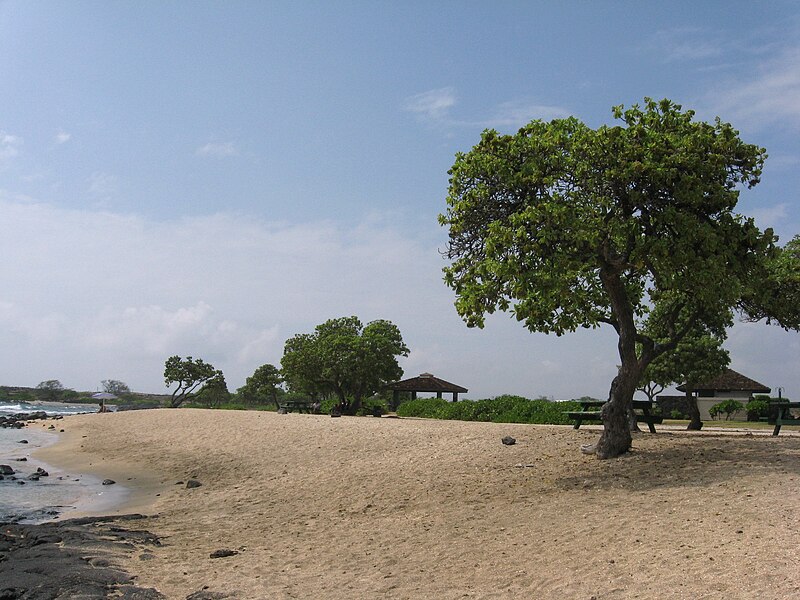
xmin=0 ymin=514 xmax=166 ymax=599
xmin=0 ymin=411 xmax=64 ymax=430
xmin=1 ymin=412 xmax=73 ymax=524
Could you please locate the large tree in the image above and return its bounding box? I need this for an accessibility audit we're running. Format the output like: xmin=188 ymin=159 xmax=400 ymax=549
xmin=440 ymin=98 xmax=797 ymax=458
xmin=281 ymin=316 xmax=409 ymax=414
xmin=164 ymin=355 xmax=223 ymax=408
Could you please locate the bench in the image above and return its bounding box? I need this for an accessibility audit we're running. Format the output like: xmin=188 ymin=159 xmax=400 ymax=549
xmin=278 ymin=400 xmax=314 ymax=414
xmin=770 ymin=402 xmax=800 ymax=436
xmin=567 ymin=400 xmax=662 ymax=433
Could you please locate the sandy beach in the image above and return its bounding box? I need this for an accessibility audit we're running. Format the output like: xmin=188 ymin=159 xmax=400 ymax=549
xmin=26 ymin=409 xmax=800 ymax=599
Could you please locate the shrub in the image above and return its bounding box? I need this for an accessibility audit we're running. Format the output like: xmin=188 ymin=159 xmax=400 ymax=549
xmin=746 ymin=397 xmax=770 ymax=422
xmin=670 ymin=409 xmax=684 ymax=420
xmin=709 ymin=399 xmax=745 ymax=420
xmin=396 ymin=395 xmax=581 ymax=425
xmin=396 ymin=397 xmax=451 ymax=419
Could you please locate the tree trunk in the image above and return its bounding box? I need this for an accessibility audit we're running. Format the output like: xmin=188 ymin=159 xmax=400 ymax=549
xmin=591 ymin=374 xmax=635 ymax=458
xmin=686 ymin=389 xmax=703 ymax=430
xmin=351 ymin=393 xmax=363 ymax=415
xmin=591 ymin=267 xmax=642 ymax=458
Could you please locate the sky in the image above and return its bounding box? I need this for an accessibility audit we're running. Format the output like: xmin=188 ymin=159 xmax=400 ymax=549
xmin=1 ymin=1 xmax=799 ymax=400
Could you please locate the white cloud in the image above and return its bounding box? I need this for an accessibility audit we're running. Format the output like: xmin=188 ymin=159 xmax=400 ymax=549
xmin=88 ymin=172 xmax=118 ymax=202
xmin=483 ymin=101 xmax=571 ymax=129
xmin=0 ymin=198 xmax=796 ymax=401
xmin=404 ymin=88 xmax=570 ymax=132
xmin=650 ymin=27 xmax=725 ymax=63
xmin=706 ymin=48 xmax=800 ymax=131
xmin=195 ymin=141 xmax=239 ymax=157
xmin=0 ymin=131 xmax=22 ymax=160
xmin=403 ymin=87 xmax=457 ymax=120
xmin=766 ymin=154 xmax=800 ymax=169
xmin=0 ymin=199 xmax=456 ymax=393
xmin=55 ymin=130 xmax=71 ymax=144
xmin=748 ymin=202 xmax=789 ymax=232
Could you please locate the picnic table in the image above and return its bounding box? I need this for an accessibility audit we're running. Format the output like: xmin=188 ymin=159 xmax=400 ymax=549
xmin=566 ymin=399 xmax=663 ymax=433
xmin=770 ymin=401 xmax=800 ymax=436
xmin=278 ymin=399 xmax=314 ymax=413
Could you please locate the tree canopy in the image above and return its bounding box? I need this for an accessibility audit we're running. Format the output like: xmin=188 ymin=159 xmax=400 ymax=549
xmin=194 ymin=371 xmax=231 ymax=408
xmin=440 ymin=98 xmax=798 ymax=458
xmin=36 ymin=380 xmax=65 ymax=402
xmin=639 ymin=322 xmax=730 ymax=430
xmin=101 ymin=379 xmax=130 ymax=396
xmin=164 ymin=355 xmax=223 ymax=408
xmin=237 ymin=363 xmax=284 ymax=407
xmin=281 ymin=316 xmax=409 ymax=414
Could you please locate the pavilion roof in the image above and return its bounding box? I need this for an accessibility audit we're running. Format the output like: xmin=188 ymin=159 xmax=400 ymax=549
xmin=386 ymin=373 xmax=468 ymax=394
xmin=676 ymin=368 xmax=770 ymax=393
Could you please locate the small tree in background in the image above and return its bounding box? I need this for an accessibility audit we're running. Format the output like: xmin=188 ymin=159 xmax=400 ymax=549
xmin=638 ymin=310 xmax=730 ymax=431
xmin=101 ymin=379 xmax=130 ymax=396
xmin=194 ymin=372 xmax=230 ymax=407
xmin=238 ymin=363 xmax=284 ymax=408
xmin=709 ymin=399 xmax=745 ymax=420
xmin=164 ymin=355 xmax=223 ymax=408
xmin=36 ymin=380 xmax=65 ymax=402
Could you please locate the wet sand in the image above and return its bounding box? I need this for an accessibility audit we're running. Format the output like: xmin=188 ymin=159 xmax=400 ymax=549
xmin=27 ymin=409 xmax=800 ymax=599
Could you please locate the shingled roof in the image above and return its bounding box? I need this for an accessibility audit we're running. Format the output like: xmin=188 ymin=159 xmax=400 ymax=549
xmin=676 ymin=368 xmax=770 ymax=393
xmin=386 ymin=373 xmax=468 ymax=394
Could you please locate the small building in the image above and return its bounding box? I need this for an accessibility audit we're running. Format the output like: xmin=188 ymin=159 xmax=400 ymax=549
xmin=675 ymin=368 xmax=770 ymax=420
xmin=385 ymin=373 xmax=468 ymax=410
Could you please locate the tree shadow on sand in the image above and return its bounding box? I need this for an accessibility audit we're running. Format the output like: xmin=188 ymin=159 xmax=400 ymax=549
xmin=553 ymin=432 xmax=800 ymax=493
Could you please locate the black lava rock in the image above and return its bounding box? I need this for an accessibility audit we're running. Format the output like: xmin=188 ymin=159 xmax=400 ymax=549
xmin=209 ymin=548 xmax=238 ymax=559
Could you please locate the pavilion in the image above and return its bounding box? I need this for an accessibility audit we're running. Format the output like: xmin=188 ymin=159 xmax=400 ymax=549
xmin=386 ymin=372 xmax=468 ymax=409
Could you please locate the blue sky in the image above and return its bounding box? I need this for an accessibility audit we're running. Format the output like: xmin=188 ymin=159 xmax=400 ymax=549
xmin=1 ymin=2 xmax=798 ymax=399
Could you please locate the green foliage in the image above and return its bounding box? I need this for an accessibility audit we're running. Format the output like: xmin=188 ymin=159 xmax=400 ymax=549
xmin=396 ymin=397 xmax=452 ymax=419
xmin=396 ymin=395 xmax=581 ymax=425
xmin=237 ymin=363 xmax=283 ymax=407
xmin=194 ymin=372 xmax=231 ymax=407
xmin=746 ymin=397 xmax=770 ymax=421
xmin=670 ymin=409 xmax=685 ymax=419
xmin=281 ymin=316 xmax=409 ymax=414
xmin=739 ymin=235 xmax=800 ymax=330
xmin=356 ymin=395 xmax=389 ymax=417
xmin=639 ymin=320 xmax=730 ymax=392
xmin=35 ymin=380 xmax=66 ymax=402
xmin=164 ymin=355 xmax=224 ymax=408
xmin=441 ymin=98 xmax=770 ymax=336
xmin=709 ymin=399 xmax=745 ymax=420
xmin=215 ymin=401 xmax=273 ymax=411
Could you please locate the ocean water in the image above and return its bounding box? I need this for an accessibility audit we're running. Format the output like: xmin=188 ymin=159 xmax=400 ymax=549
xmin=0 ymin=402 xmax=127 ymax=523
